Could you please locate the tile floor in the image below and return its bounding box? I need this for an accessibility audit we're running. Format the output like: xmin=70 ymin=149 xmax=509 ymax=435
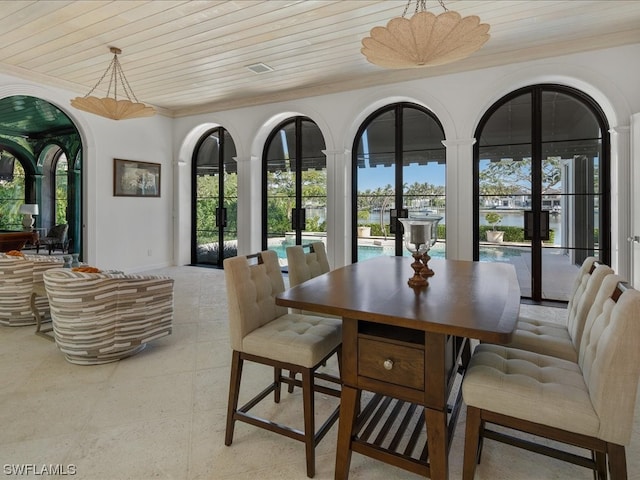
xmin=1 ymin=266 xmax=639 ymax=480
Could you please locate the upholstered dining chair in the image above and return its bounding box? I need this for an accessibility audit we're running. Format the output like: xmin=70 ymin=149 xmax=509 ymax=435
xmin=285 ymin=242 xmax=336 ymax=394
xmin=223 ymin=250 xmax=342 ymax=478
xmin=462 ymin=274 xmax=640 ymax=480
xmin=506 ymin=257 xmax=613 ymax=362
xmin=286 ymin=241 xmax=330 ymax=288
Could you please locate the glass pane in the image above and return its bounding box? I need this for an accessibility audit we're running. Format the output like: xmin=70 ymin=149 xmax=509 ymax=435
xmin=356 ymin=110 xmax=396 ymax=261
xmin=222 ymin=149 xmax=238 ymax=261
xmin=539 ymin=91 xmax=604 ymax=299
xmin=0 ymin=155 xmax=24 ymax=230
xmin=541 ymin=91 xmax=601 ymax=141
xmin=478 ymin=148 xmax=533 ymax=295
xmin=300 ymin=119 xmax=327 ymax=248
xmin=265 ymin=123 xmax=295 ymax=262
xmin=479 ymin=93 xmax=531 ymax=149
xmin=402 ymin=107 xmax=446 ymax=258
xmin=195 ymin=176 xmax=219 ymax=265
xmin=55 ymin=154 xmax=68 ymax=225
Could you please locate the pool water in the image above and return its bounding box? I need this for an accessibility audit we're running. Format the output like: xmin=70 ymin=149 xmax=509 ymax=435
xmin=269 ymin=242 xmax=524 ymax=264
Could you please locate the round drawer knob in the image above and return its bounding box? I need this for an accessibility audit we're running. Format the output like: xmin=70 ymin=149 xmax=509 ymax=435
xmin=383 ymin=359 xmax=394 ymax=370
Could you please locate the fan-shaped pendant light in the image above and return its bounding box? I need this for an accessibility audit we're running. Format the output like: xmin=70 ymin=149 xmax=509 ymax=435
xmin=71 ymin=47 xmax=155 ymax=120
xmin=361 ymin=0 xmax=490 ymax=69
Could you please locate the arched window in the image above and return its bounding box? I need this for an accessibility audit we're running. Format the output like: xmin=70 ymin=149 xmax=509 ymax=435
xmin=262 ymin=117 xmax=327 ymax=267
xmin=474 ymin=84 xmax=610 ymax=301
xmin=191 ymin=127 xmax=238 ymax=268
xmin=54 ymin=152 xmax=68 ymax=224
xmin=352 ymin=103 xmax=446 ymax=262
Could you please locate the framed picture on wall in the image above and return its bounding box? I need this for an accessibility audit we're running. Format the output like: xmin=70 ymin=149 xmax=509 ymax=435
xmin=113 ymin=158 xmax=161 ymax=197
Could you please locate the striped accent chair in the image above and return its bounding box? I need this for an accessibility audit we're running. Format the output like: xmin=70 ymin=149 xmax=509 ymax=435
xmin=0 ymin=254 xmax=63 ymax=326
xmin=43 ymin=269 xmax=174 ymax=365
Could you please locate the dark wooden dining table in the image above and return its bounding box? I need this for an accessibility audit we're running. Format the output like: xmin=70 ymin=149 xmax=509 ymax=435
xmin=276 ymin=256 xmax=521 ymax=480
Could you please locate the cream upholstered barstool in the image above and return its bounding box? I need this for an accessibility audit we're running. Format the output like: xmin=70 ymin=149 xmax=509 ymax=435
xmin=285 ymin=242 xmax=336 ymax=393
xmin=286 ymin=241 xmax=330 ymax=289
xmin=506 ymin=258 xmax=613 ymax=362
xmin=223 ymin=250 xmax=342 ymax=478
xmin=462 ymin=274 xmax=640 ymax=480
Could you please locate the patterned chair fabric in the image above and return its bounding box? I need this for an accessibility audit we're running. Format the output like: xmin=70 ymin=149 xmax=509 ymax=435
xmin=0 ymin=254 xmax=63 ymax=326
xmin=43 ymin=269 xmax=174 ymax=365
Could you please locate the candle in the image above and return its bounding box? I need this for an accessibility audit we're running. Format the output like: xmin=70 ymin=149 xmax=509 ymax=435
xmin=411 ymin=224 xmax=425 ymax=242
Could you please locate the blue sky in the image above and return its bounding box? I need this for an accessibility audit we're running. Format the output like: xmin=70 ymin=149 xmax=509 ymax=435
xmin=357 ymin=163 xmax=446 ymax=191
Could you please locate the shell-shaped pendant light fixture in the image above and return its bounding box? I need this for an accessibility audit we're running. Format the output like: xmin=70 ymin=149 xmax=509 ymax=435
xmin=361 ymin=1 xmax=490 ymax=69
xmin=71 ymin=47 xmax=155 ymax=120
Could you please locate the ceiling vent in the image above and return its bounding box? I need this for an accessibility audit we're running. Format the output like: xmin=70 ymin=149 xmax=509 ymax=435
xmin=246 ymin=63 xmax=274 ymax=74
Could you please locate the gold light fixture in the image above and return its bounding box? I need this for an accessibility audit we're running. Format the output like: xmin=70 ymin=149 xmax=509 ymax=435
xmin=361 ymin=0 xmax=490 ymax=69
xmin=71 ymin=47 xmax=155 ymax=120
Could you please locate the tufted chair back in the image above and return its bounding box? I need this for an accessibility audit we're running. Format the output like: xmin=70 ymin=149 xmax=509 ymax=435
xmin=567 ymin=262 xmax=613 ymax=351
xmin=578 ymin=275 xmax=640 ymax=446
xmin=286 ymin=242 xmax=330 ymax=288
xmin=224 ymin=250 xmax=287 ymax=352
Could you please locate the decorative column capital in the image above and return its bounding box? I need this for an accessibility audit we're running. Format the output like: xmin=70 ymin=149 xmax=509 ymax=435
xmin=441 ymin=138 xmax=476 ymax=148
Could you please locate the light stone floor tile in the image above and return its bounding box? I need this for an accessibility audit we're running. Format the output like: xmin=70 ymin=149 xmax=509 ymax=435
xmin=1 ymin=265 xmax=638 ymax=480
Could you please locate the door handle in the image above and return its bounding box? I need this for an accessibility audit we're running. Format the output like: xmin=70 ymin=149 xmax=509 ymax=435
xmin=291 ymin=208 xmax=306 ymax=230
xmin=523 ymin=210 xmax=550 ymax=241
xmin=215 ymin=207 xmax=227 ymax=228
xmin=390 ymin=208 xmax=408 ymax=234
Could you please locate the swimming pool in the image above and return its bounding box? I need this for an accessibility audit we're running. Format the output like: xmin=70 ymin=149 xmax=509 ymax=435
xmin=269 ymin=241 xmax=524 ymax=264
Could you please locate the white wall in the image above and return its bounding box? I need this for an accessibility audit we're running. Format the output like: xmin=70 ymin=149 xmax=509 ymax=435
xmin=2 ymin=42 xmax=639 ymax=277
xmin=0 ymin=74 xmax=175 ymax=273
xmin=174 ymin=43 xmax=640 ymax=279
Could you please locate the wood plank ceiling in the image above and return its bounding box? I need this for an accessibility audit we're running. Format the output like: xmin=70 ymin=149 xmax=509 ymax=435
xmin=0 ymin=1 xmax=639 ymax=118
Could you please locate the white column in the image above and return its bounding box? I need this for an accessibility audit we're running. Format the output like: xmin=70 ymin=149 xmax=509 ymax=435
xmin=235 ymin=155 xmax=261 ymax=256
xmin=323 ymin=149 xmax=350 ymax=268
xmin=627 ymin=115 xmax=640 ymax=287
xmin=609 ymin=125 xmax=631 ymax=279
xmin=442 ymin=138 xmax=476 ymax=261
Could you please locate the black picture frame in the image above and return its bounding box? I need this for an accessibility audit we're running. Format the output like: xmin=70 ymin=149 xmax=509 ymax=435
xmin=113 ymin=158 xmax=161 ymax=197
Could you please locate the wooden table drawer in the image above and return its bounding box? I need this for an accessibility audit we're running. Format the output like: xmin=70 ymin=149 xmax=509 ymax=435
xmin=358 ymin=337 xmax=424 ymax=390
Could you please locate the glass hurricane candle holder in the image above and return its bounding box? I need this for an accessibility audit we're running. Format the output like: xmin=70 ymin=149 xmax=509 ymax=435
xmin=419 ymin=215 xmax=442 ymax=278
xmin=399 ymin=218 xmax=436 ymax=287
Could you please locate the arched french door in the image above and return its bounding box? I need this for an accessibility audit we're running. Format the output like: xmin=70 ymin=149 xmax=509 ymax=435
xmin=474 ymin=85 xmax=610 ymax=302
xmin=262 ymin=117 xmax=327 ymax=268
xmin=191 ymin=127 xmax=238 ymax=268
xmin=352 ymin=102 xmax=446 ymax=262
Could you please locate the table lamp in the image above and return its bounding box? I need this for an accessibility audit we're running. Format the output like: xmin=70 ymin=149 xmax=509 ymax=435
xmin=18 ymin=203 xmax=39 ymax=230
